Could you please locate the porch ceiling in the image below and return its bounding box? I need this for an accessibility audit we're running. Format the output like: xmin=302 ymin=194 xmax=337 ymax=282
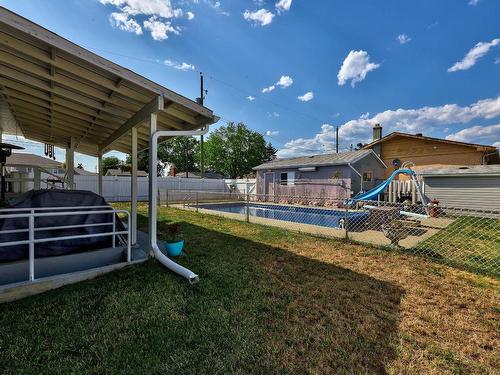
xmin=0 ymin=7 xmax=217 ymax=156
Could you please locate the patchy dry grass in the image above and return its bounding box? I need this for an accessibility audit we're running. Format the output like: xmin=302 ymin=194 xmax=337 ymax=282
xmin=0 ymin=204 xmax=498 ymax=374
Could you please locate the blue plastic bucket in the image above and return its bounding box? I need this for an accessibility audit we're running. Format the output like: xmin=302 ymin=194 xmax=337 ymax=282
xmin=165 ymin=240 xmax=184 ymax=256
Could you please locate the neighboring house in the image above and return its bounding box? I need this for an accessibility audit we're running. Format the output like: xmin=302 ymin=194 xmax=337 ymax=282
xmin=6 ymin=152 xmax=95 ymax=176
xmin=6 ymin=152 xmax=64 ymax=175
xmin=105 ymin=169 xmax=148 ymax=177
xmin=363 ymin=124 xmax=499 ymax=179
xmin=253 ymin=149 xmax=386 ymax=198
xmin=419 ymin=165 xmax=500 ymax=211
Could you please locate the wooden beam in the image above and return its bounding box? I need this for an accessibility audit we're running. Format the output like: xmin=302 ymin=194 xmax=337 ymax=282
xmin=0 ymin=8 xmax=214 ymax=118
xmin=99 ymin=96 xmax=164 ymax=151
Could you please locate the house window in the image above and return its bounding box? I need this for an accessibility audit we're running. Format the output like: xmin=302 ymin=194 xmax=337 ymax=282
xmin=280 ymin=172 xmax=295 ymax=186
xmin=363 ymin=171 xmax=373 ymax=182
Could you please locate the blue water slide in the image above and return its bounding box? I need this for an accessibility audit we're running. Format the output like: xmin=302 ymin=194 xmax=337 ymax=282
xmin=350 ymin=169 xmax=415 ymax=203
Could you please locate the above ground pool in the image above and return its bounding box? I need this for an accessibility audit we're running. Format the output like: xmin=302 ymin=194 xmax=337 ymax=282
xmin=195 ymin=203 xmax=368 ymax=229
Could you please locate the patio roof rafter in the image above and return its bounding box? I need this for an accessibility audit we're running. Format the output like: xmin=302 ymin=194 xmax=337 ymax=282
xmin=0 ymin=7 xmax=217 ymax=156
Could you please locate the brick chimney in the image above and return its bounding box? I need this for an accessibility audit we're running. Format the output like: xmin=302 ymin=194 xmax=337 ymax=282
xmin=372 ymin=124 xmax=382 ymax=156
xmin=373 ymin=123 xmax=382 ymax=141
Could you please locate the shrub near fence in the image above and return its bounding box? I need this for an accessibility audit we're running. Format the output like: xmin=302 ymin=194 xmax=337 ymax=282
xmin=162 ymin=190 xmax=500 ymax=276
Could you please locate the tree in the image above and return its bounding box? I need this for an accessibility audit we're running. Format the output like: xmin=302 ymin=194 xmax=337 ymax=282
xmin=102 ymin=156 xmax=122 ymax=175
xmin=203 ymin=122 xmax=267 ymax=178
xmin=126 ymin=137 xmax=199 ymax=176
xmin=158 ymin=137 xmax=199 ymax=174
xmin=264 ymin=142 xmax=278 ymax=162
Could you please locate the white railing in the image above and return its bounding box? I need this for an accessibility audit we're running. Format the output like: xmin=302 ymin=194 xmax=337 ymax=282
xmin=0 ymin=206 xmax=131 ymax=282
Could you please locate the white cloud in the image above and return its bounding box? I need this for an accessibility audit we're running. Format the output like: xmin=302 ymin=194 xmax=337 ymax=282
xmin=262 ymin=85 xmax=275 ymax=93
xmin=337 ymin=50 xmax=380 ymax=87
xmin=495 ymin=57 xmax=500 ymax=64
xmin=448 ymin=38 xmax=500 ymax=72
xmin=144 ymin=17 xmax=179 ymax=40
xmin=298 ymin=91 xmax=314 ymax=102
xmin=275 ymin=0 xmax=292 ymax=13
xmin=186 ymin=11 xmax=195 ymax=20
xmin=109 ymin=12 xmax=143 ymax=34
xmin=468 ymin=0 xmax=480 ymax=5
xmin=397 ymin=34 xmax=411 ymax=45
xmin=278 ymin=96 xmax=500 ymax=157
xmin=266 ymin=130 xmax=279 ymax=136
xmin=99 ymin=0 xmax=183 ymax=18
xmin=247 ymin=95 xmax=256 ymax=101
xmin=99 ymin=0 xmax=184 ymax=40
xmin=446 ymin=123 xmax=500 ymax=145
xmin=243 ymin=8 xmax=275 ymax=26
xmin=276 ymin=75 xmax=293 ymax=88
xmin=164 ymin=59 xmax=195 ymax=70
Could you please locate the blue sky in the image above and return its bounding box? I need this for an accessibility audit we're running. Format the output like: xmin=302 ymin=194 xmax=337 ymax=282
xmin=1 ymin=0 xmax=499 ymax=171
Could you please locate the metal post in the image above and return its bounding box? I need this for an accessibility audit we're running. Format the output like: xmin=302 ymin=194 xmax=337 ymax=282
xmin=127 ymin=213 xmax=131 ymax=262
xmin=98 ymin=152 xmax=103 ymax=196
xmin=131 ymin=127 xmax=138 ymax=245
xmin=246 ymin=193 xmax=250 ymax=223
xmin=29 ymin=210 xmax=35 ymax=281
xmin=344 ymin=207 xmax=349 ymax=240
xmin=166 ymin=189 xmax=169 ymax=207
xmin=196 ymin=191 xmax=199 ymax=212
xmin=112 ymin=214 xmax=116 ymax=248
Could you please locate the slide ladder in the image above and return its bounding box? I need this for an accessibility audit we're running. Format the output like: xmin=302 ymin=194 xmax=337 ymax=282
xmin=349 ymin=167 xmax=429 ymax=215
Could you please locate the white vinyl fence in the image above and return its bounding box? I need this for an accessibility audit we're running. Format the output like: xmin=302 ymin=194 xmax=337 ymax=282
xmin=73 ymin=176 xmax=255 ymax=202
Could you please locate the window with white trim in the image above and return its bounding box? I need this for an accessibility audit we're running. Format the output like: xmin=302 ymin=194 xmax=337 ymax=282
xmin=280 ymin=172 xmax=295 ymax=186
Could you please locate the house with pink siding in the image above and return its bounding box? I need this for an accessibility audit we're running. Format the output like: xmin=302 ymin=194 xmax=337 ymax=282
xmin=253 ymin=149 xmax=387 ymax=199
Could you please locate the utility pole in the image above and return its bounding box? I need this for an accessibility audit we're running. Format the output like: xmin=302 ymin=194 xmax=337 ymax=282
xmin=335 ymin=126 xmax=339 ymax=153
xmin=185 ymin=138 xmax=189 ymax=178
xmin=199 ymin=72 xmax=205 ymax=178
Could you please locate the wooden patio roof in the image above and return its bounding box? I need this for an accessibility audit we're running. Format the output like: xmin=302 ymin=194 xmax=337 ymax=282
xmin=0 ymin=7 xmax=218 ymax=156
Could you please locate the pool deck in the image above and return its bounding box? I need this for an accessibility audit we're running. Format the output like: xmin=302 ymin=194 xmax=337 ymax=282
xmin=174 ymin=202 xmax=454 ymax=249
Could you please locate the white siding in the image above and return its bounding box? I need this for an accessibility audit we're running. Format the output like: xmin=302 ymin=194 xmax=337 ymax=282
xmin=423 ymin=176 xmax=500 ymax=211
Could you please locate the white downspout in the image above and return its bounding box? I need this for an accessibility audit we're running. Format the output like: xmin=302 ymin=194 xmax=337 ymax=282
xmin=149 ymin=121 xmax=210 ymax=284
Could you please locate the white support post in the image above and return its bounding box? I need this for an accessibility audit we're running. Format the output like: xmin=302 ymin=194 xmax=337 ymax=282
xmin=148 ymin=113 xmax=157 ymax=255
xmin=98 ymin=152 xmax=103 ymax=196
xmin=131 ymin=127 xmax=138 ymax=245
xmin=65 ymin=137 xmax=75 ymax=190
xmin=34 ymin=167 xmax=41 ymax=190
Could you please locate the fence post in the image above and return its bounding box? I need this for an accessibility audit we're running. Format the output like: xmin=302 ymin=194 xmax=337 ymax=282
xmin=196 ymin=191 xmax=199 ymax=213
xmin=166 ymin=189 xmax=169 ymax=207
xmin=344 ymin=206 xmax=349 ymax=240
xmin=246 ymin=193 xmax=250 ymax=223
xmin=29 ymin=209 xmax=35 ymax=281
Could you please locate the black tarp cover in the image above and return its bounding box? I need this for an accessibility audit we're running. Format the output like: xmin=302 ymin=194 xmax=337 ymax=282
xmin=0 ymin=190 xmax=124 ymax=262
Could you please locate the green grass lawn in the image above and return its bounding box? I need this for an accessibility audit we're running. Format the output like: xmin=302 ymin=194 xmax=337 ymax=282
xmin=416 ymin=216 xmax=500 ymax=274
xmin=0 ymin=205 xmax=498 ymax=374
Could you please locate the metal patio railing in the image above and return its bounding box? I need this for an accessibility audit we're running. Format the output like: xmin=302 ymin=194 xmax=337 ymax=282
xmin=0 ymin=206 xmax=131 ymax=282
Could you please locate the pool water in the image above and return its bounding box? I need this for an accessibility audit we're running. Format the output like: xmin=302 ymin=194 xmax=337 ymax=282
xmin=196 ymin=203 xmax=368 ymax=229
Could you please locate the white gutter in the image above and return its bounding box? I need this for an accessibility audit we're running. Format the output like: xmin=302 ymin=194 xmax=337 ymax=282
xmin=149 ymin=126 xmax=210 ymax=284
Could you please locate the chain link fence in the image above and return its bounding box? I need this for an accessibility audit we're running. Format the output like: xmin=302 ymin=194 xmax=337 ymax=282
xmin=159 ymin=189 xmax=500 ymax=276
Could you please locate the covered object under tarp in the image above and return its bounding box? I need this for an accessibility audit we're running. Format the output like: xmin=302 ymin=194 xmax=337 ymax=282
xmin=0 ymin=190 xmax=124 ymax=262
